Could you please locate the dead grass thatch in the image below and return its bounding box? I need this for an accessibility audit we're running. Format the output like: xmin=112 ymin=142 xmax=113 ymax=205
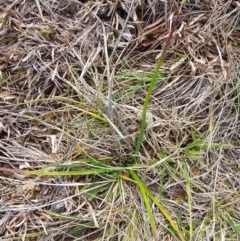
xmin=0 ymin=0 xmax=240 ymax=240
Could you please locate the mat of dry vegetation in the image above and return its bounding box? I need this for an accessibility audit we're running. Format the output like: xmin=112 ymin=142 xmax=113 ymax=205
xmin=0 ymin=0 xmax=240 ymax=240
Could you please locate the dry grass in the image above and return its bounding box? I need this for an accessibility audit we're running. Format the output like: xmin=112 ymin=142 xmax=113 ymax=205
xmin=0 ymin=0 xmax=240 ymax=240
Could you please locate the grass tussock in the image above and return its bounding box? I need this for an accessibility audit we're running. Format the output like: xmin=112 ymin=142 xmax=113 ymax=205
xmin=0 ymin=0 xmax=240 ymax=240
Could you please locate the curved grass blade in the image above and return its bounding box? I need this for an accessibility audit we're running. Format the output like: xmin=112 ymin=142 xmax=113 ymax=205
xmin=133 ymin=14 xmax=179 ymax=158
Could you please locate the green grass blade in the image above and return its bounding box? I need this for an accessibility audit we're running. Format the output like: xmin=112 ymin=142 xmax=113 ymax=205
xmin=129 ymin=170 xmax=157 ymax=240
xmin=26 ymin=168 xmax=117 ymax=176
xmin=133 ymin=16 xmax=179 ymax=157
xmin=129 ymin=170 xmax=186 ymax=241
xmin=182 ymin=159 xmax=193 ymax=240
